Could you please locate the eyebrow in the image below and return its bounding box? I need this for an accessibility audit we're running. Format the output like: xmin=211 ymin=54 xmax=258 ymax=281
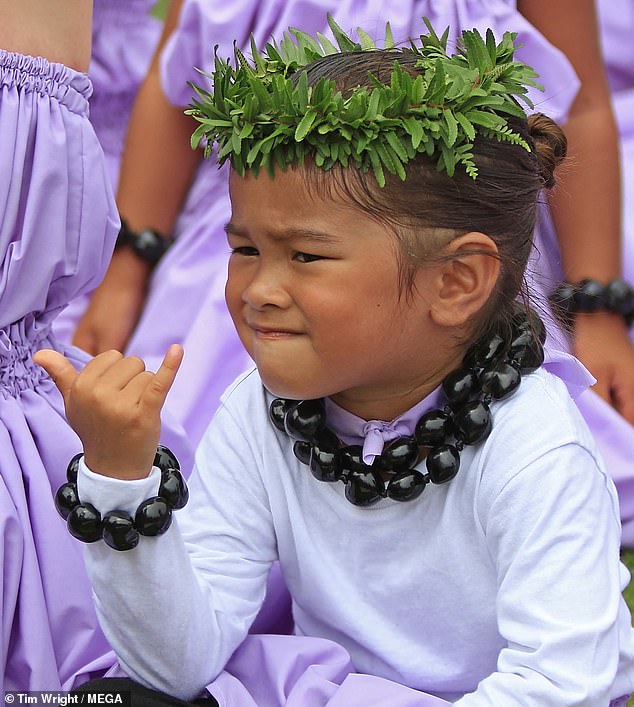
xmin=224 ymin=222 xmax=343 ymax=244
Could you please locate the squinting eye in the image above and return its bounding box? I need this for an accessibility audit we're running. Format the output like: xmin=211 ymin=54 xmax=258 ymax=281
xmin=294 ymin=251 xmax=324 ymax=263
xmin=231 ymin=246 xmax=259 ymax=257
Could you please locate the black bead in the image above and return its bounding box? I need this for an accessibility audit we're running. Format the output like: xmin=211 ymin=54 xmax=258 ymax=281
xmin=605 ymin=278 xmax=634 ymax=316
xmin=514 ymin=310 xmax=547 ymax=345
xmin=345 ymin=469 xmax=385 ymax=506
xmin=508 ymin=326 xmax=533 ymax=352
xmin=310 ymin=447 xmax=342 ymax=482
xmin=55 ymin=481 xmax=80 ymax=520
xmin=387 ymin=469 xmax=427 ymax=502
xmin=309 ymin=429 xmax=343 ymax=482
xmin=480 ymin=361 xmax=521 ymax=399
xmin=67 ymin=503 xmax=102 ymax=543
xmin=154 ymin=444 xmax=180 ymax=472
xmin=66 ymin=453 xmax=83 ymax=483
xmin=284 ymin=399 xmax=326 ymax=442
xmin=575 ymin=279 xmax=606 ymax=311
xmin=102 ymin=511 xmax=139 ymax=551
xmin=442 ymin=368 xmax=478 ymax=404
xmin=269 ymin=398 xmax=296 ymax=432
xmin=453 ymin=400 xmax=492 ymax=445
xmin=336 ymin=445 xmax=365 ymax=480
xmin=550 ymin=282 xmax=577 ymax=312
xmin=378 ymin=436 xmax=419 ymax=472
xmin=414 ymin=410 xmax=453 ymax=447
xmin=463 ymin=332 xmax=507 ymax=369
xmin=159 ymin=468 xmax=189 ymax=509
xmin=135 ymin=497 xmax=172 ymax=536
xmin=426 ymin=445 xmax=460 ymax=484
xmin=509 ymin=339 xmax=544 ymax=372
xmin=293 ymin=440 xmax=313 ymax=465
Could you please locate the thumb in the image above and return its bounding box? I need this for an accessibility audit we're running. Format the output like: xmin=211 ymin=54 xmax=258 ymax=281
xmin=33 ymin=349 xmax=79 ymax=401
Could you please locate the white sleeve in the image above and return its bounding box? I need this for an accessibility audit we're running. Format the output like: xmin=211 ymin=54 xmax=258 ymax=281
xmin=77 ymin=405 xmax=277 ymax=700
xmin=455 ymin=443 xmax=624 ymax=707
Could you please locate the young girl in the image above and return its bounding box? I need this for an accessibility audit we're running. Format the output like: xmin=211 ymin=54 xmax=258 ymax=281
xmin=66 ymin=0 xmax=634 ymax=552
xmin=36 ymin=21 xmax=634 ymax=706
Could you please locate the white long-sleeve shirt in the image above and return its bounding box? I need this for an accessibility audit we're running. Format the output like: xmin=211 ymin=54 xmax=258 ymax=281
xmin=78 ymin=367 xmax=634 ymax=704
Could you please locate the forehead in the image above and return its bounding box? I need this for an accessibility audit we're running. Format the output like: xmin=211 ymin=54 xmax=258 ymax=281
xmin=228 ymin=167 xmax=366 ymax=234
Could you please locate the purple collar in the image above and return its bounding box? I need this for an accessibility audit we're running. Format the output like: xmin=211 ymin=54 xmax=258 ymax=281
xmin=324 ymin=387 xmax=443 ymax=465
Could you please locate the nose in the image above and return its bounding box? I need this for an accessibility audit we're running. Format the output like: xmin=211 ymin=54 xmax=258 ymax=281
xmin=241 ymin=260 xmax=292 ymax=311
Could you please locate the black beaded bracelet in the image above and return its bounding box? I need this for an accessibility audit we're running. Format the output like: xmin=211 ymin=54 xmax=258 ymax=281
xmin=54 ymin=445 xmax=188 ymax=551
xmin=116 ymin=217 xmax=174 ymax=267
xmin=550 ymin=278 xmax=634 ymax=327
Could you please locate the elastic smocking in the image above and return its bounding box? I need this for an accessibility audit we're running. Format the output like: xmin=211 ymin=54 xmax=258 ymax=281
xmin=0 ymin=50 xmax=91 ymax=115
xmin=0 ymin=320 xmax=52 ymax=398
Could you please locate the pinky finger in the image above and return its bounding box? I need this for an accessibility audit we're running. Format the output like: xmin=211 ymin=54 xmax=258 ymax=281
xmin=139 ymin=344 xmax=184 ymax=412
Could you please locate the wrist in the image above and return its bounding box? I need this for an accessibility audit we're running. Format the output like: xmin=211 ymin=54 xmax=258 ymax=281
xmin=83 ymin=453 xmax=153 ymax=481
xmin=116 ymin=217 xmax=175 ymax=267
xmin=550 ymin=278 xmax=634 ymax=328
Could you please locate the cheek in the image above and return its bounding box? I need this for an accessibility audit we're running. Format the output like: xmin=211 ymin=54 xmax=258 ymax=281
xmin=224 ymin=269 xmax=243 ymax=321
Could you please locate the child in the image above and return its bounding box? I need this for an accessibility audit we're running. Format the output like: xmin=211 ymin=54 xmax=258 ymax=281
xmin=0 ymin=0 xmax=192 ymax=690
xmin=36 ymin=20 xmax=634 ymax=706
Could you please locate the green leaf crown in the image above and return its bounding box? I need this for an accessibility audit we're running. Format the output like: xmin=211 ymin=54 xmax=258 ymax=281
xmin=187 ymin=16 xmax=542 ymax=186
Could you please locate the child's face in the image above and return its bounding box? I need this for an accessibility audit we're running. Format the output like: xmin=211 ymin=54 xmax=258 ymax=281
xmin=225 ymin=168 xmax=447 ymax=418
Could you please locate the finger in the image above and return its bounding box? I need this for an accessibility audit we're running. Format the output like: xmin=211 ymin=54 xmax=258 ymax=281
xmin=121 ymin=370 xmax=155 ymax=405
xmin=139 ymin=344 xmax=184 ymax=410
xmin=32 ymin=349 xmax=80 ymax=400
xmin=80 ymin=349 xmax=125 ymax=380
xmin=99 ymin=355 xmax=146 ymax=391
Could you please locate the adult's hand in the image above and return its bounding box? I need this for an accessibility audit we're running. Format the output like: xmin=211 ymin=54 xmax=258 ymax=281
xmin=73 ymin=248 xmax=152 ymax=355
xmin=574 ymin=312 xmax=634 ymax=424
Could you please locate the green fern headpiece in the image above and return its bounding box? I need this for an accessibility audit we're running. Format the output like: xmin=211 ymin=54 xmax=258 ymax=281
xmin=188 ymin=16 xmax=541 ymax=186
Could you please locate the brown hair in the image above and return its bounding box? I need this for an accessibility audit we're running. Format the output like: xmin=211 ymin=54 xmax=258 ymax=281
xmin=296 ymin=50 xmax=567 ymax=338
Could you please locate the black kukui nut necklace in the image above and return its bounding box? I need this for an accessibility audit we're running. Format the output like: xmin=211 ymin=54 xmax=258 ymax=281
xmin=269 ymin=311 xmax=545 ymax=507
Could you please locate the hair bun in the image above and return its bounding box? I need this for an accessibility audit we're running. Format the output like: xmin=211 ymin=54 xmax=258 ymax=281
xmin=528 ymin=113 xmax=567 ymax=189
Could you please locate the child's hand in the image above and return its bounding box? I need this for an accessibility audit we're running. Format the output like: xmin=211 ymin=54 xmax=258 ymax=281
xmin=33 ymin=345 xmax=183 ymax=480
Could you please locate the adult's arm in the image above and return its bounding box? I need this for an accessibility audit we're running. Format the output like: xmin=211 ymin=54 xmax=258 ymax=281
xmin=0 ymin=0 xmax=92 ymax=71
xmin=518 ymin=0 xmax=634 ymax=423
xmin=73 ymin=0 xmax=203 ymax=355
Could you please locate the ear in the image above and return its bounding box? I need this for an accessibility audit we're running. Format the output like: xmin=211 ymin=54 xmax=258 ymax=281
xmin=427 ymin=232 xmax=500 ymax=328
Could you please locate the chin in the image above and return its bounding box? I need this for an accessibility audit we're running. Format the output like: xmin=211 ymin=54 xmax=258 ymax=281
xmin=258 ymin=369 xmax=328 ymax=402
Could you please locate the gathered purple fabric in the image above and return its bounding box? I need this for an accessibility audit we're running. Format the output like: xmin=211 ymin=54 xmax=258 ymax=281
xmin=0 ymin=50 xmax=193 ymax=690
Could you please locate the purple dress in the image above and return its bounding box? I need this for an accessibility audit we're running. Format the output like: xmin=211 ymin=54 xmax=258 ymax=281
xmin=0 ymin=51 xmax=192 ymax=690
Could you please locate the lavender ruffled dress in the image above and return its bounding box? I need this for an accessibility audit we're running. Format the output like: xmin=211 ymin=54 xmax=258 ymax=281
xmin=0 ymin=51 xmax=192 ymax=691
